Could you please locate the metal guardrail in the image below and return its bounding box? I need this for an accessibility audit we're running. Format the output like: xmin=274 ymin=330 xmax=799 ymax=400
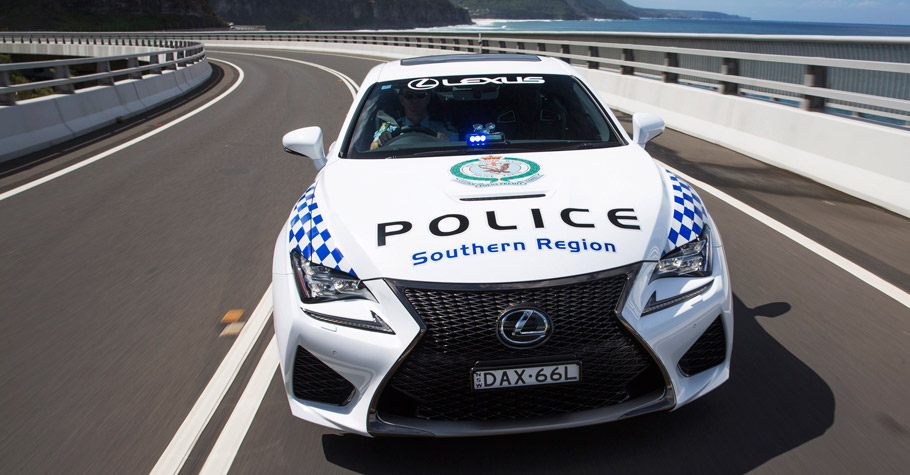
xmin=2 ymin=31 xmax=908 ymax=127
xmin=0 ymin=36 xmax=206 ymax=106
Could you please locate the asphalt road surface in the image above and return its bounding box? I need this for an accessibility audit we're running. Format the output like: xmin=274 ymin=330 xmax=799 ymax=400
xmin=1 ymin=48 xmax=908 ymax=474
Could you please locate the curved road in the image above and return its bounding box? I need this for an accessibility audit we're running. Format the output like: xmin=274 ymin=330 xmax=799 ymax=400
xmin=1 ymin=48 xmax=908 ymax=474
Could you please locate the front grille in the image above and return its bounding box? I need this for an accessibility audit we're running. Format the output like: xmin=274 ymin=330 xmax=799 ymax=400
xmin=678 ymin=316 xmax=726 ymax=376
xmin=378 ymin=271 xmax=665 ymax=422
xmin=292 ymin=346 xmax=355 ymax=405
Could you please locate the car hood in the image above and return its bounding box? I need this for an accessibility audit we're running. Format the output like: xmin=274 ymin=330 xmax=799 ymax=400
xmin=291 ymin=147 xmax=679 ymax=283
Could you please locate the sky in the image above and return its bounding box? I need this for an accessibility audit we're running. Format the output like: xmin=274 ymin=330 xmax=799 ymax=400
xmin=632 ymin=0 xmax=910 ymax=25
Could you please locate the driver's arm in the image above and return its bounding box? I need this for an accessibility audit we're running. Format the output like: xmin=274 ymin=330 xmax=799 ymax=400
xmin=370 ymin=122 xmax=397 ymax=150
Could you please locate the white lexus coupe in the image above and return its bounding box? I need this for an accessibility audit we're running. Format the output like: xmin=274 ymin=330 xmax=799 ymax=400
xmin=272 ymin=54 xmax=733 ymax=437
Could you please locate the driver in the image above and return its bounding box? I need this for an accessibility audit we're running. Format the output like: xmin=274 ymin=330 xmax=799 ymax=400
xmin=370 ymin=88 xmax=458 ymax=149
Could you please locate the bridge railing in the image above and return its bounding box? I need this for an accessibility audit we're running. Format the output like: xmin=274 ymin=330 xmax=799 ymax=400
xmin=4 ymin=32 xmax=907 ymax=125
xmin=0 ymin=35 xmax=211 ymax=162
xmin=1 ymin=31 xmax=907 ymax=215
xmin=0 ymin=35 xmax=206 ymax=106
xmin=135 ymin=30 xmax=909 ymax=127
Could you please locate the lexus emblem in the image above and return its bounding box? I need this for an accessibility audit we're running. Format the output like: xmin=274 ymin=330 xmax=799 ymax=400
xmin=408 ymin=78 xmax=440 ymax=90
xmin=497 ymin=307 xmax=552 ymax=348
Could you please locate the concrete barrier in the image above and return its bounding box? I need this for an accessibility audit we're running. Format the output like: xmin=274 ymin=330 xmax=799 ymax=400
xmin=0 ymin=42 xmax=158 ymax=57
xmin=56 ymin=84 xmax=129 ymax=136
xmin=132 ymin=69 xmax=183 ymax=108
xmin=578 ymin=70 xmax=910 ymax=217
xmin=0 ymin=96 xmax=76 ymax=156
xmin=0 ymin=60 xmax=211 ymax=162
xmin=203 ymin=40 xmax=449 ymax=60
xmin=114 ymin=79 xmax=148 ymax=115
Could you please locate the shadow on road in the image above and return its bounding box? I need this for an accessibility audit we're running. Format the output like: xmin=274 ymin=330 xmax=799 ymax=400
xmin=321 ymin=294 xmax=834 ymax=473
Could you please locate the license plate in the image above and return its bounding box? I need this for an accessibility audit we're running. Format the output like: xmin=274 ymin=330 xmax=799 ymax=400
xmin=472 ymin=362 xmax=580 ymax=390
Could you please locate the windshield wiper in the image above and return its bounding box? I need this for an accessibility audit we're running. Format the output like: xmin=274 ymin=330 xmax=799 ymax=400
xmin=387 ymin=146 xmax=538 ymax=158
xmin=381 ymin=142 xmax=610 ymax=159
xmin=476 ymin=146 xmax=540 ymax=153
xmin=385 ymin=149 xmax=461 ymax=159
xmin=547 ymin=142 xmax=615 ymax=151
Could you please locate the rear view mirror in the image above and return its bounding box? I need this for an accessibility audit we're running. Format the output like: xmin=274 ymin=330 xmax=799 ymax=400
xmin=282 ymin=127 xmax=326 ymax=170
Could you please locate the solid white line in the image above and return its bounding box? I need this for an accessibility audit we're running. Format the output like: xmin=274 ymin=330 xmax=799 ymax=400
xmin=190 ymin=53 xmax=363 ymax=474
xmin=199 ymin=335 xmax=279 ymax=475
xmin=209 ymin=46 xmax=387 ymax=65
xmin=151 ymin=55 xmax=360 ymax=475
xmin=212 ymin=51 xmax=359 ymax=96
xmin=663 ymin=164 xmax=910 ymax=310
xmin=0 ymin=59 xmax=245 ymax=203
xmin=150 ymin=285 xmax=273 ymax=475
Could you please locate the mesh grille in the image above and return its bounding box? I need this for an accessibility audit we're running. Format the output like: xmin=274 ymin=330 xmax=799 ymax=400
xmin=379 ymin=273 xmax=664 ymax=422
xmin=678 ymin=316 xmax=726 ymax=376
xmin=293 ymin=346 xmax=355 ymax=406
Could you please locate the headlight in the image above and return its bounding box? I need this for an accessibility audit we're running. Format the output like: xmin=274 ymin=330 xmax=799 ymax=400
xmin=654 ymin=225 xmax=712 ymax=279
xmin=290 ymin=250 xmax=375 ymax=303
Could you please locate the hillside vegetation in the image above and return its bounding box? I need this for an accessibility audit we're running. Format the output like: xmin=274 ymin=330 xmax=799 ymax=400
xmin=0 ymin=0 xmax=744 ymax=31
xmin=211 ymin=0 xmax=471 ymax=30
xmin=1 ymin=0 xmax=225 ymax=31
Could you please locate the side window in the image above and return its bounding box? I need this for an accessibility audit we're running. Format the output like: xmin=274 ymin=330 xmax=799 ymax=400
xmin=348 ymin=92 xmax=386 ymax=153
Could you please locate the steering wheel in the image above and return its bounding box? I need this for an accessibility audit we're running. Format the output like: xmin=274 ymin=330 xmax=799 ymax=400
xmin=380 ymin=125 xmax=443 ymax=147
xmin=390 ymin=125 xmax=439 ymax=138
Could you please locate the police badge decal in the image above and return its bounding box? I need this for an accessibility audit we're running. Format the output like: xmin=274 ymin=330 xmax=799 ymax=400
xmin=450 ymin=156 xmax=542 ymax=187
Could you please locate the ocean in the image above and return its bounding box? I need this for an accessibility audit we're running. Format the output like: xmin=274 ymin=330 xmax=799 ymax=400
xmin=428 ymin=18 xmax=910 ymax=37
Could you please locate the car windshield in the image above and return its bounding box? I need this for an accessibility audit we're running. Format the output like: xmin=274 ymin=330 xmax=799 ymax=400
xmin=343 ymin=74 xmax=624 ymax=159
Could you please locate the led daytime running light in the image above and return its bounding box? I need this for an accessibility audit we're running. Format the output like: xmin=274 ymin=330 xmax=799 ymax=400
xmin=643 ymin=282 xmax=712 ymax=316
xmin=304 ymin=310 xmax=394 ymax=334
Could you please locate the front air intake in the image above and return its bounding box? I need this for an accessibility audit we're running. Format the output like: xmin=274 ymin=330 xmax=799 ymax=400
xmin=292 ymin=346 xmax=355 ymax=405
xmin=378 ymin=269 xmax=665 ymax=422
xmin=678 ymin=316 xmax=726 ymax=377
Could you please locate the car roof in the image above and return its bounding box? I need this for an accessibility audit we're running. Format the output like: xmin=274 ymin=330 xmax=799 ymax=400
xmin=367 ymin=54 xmax=578 ymax=84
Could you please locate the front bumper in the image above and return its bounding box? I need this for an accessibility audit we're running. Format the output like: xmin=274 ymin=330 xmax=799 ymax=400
xmin=271 ymin=235 xmax=733 ymax=437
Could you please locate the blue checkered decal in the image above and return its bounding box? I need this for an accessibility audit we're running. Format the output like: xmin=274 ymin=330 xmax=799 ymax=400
xmin=664 ymin=170 xmax=706 ymax=254
xmin=288 ymin=184 xmax=356 ymax=277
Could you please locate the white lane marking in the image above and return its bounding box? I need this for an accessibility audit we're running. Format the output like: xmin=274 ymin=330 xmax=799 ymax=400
xmin=0 ymin=59 xmax=245 ymax=203
xmin=199 ymin=335 xmax=279 ymax=475
xmin=153 ymin=56 xmax=360 ymax=475
xmin=212 ymin=50 xmax=359 ymax=96
xmin=209 ymin=46 xmax=387 ymax=65
xmin=664 ymin=164 xmax=910 ymax=310
xmin=190 ymin=55 xmax=362 ymax=475
xmin=150 ymin=285 xmax=273 ymax=475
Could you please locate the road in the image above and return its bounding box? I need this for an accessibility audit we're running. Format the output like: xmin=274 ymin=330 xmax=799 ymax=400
xmin=1 ymin=48 xmax=908 ymax=474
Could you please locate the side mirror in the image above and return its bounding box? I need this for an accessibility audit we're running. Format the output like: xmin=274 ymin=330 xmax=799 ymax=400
xmin=631 ymin=113 xmax=665 ymax=148
xmin=282 ymin=127 xmax=326 ymax=170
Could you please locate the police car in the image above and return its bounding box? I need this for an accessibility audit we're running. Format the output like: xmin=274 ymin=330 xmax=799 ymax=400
xmin=273 ymin=54 xmax=733 ymax=436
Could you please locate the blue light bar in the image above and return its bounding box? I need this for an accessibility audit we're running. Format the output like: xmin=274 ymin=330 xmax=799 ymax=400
xmin=468 ymin=134 xmax=488 ymax=144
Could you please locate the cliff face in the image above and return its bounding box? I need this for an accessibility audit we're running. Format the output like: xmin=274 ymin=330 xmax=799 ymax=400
xmin=1 ymin=0 xmax=225 ymax=30
xmin=64 ymin=0 xmax=218 ymax=17
xmin=211 ymin=0 xmax=472 ymax=30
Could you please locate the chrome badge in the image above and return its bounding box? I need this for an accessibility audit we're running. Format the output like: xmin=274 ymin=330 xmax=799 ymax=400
xmin=497 ymin=307 xmax=552 ymax=348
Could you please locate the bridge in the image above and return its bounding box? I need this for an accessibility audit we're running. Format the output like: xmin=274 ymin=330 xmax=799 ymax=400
xmin=1 ymin=32 xmax=909 ymax=474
